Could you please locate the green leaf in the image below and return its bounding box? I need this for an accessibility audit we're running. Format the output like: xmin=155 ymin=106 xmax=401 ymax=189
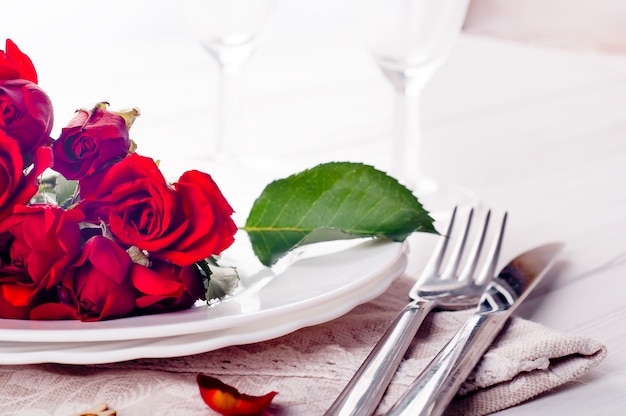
xmin=242 ymin=162 xmax=437 ymax=266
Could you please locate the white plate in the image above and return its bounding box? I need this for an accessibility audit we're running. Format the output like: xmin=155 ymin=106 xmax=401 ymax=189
xmin=0 ymin=235 xmax=407 ymax=344
xmin=0 ymin=251 xmax=406 ymax=365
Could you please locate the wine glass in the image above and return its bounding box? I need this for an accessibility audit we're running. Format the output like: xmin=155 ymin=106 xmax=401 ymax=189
xmin=357 ymin=0 xmax=477 ymax=216
xmin=182 ymin=0 xmax=278 ymax=160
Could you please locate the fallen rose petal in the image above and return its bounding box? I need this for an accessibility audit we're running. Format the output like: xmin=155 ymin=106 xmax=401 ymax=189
xmin=197 ymin=374 xmax=278 ymax=416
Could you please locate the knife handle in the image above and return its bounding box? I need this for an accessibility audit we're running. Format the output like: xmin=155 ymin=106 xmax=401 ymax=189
xmin=324 ymin=299 xmax=436 ymax=416
xmin=386 ymin=312 xmax=509 ymax=416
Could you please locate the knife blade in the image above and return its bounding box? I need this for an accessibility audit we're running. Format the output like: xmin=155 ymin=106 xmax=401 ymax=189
xmin=386 ymin=242 xmax=564 ymax=416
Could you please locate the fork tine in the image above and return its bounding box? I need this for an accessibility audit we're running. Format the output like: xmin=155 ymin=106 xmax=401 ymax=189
xmin=419 ymin=206 xmax=458 ymax=281
xmin=475 ymin=211 xmax=508 ymax=285
xmin=458 ymin=210 xmax=492 ymax=281
xmin=441 ymin=207 xmax=474 ymax=280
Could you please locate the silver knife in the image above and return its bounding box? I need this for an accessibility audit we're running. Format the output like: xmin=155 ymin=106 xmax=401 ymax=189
xmin=386 ymin=242 xmax=564 ymax=416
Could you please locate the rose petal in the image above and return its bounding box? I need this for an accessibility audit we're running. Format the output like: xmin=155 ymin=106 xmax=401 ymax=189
xmin=79 ymin=235 xmax=131 ymax=285
xmin=0 ymin=39 xmax=38 ymax=83
xmin=197 ymin=374 xmax=278 ymax=416
xmin=1 ymin=284 xmax=35 ymax=307
xmin=130 ymin=263 xmax=183 ymax=296
xmin=29 ymin=302 xmax=80 ymax=320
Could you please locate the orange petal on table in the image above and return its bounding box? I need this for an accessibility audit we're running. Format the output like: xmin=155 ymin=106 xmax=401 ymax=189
xmin=197 ymin=374 xmax=278 ymax=416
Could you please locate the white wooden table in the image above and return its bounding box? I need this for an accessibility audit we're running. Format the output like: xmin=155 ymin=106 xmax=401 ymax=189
xmin=2 ymin=1 xmax=625 ymax=414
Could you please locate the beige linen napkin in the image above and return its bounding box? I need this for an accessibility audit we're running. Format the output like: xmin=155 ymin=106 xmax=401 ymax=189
xmin=91 ymin=275 xmax=605 ymax=415
xmin=0 ymin=276 xmax=606 ymax=415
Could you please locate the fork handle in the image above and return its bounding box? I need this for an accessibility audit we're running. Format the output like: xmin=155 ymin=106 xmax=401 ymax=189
xmin=385 ymin=312 xmax=509 ymax=416
xmin=324 ymin=299 xmax=437 ymax=416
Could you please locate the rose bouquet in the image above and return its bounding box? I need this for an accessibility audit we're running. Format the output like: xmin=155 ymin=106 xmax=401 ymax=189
xmin=0 ymin=39 xmax=238 ymax=321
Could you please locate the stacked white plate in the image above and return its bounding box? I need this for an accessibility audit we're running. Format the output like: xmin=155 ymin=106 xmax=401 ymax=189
xmin=0 ymin=238 xmax=407 ymax=364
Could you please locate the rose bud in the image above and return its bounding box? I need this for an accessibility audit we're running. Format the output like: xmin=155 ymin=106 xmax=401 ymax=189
xmin=0 ymin=40 xmax=54 ymax=167
xmin=51 ymin=103 xmax=139 ymax=186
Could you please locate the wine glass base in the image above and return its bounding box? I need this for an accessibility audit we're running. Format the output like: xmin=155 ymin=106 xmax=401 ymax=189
xmin=411 ymin=177 xmax=480 ymax=221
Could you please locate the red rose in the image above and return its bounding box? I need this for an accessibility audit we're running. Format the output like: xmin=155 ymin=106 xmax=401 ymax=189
xmin=0 ymin=40 xmax=53 ymax=167
xmin=131 ymin=259 xmax=205 ymax=314
xmin=0 ymin=131 xmax=52 ymax=220
xmin=0 ymin=204 xmax=83 ymax=318
xmin=173 ymin=169 xmax=238 ymax=261
xmin=51 ymin=104 xmax=135 ymax=184
xmin=78 ymin=153 xmax=237 ymax=266
xmin=0 ymin=39 xmax=37 ymax=83
xmin=50 ymin=236 xmax=137 ymax=322
xmin=0 ymin=80 xmax=54 ymax=166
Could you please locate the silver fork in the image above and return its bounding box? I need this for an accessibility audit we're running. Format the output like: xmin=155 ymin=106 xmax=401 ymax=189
xmin=324 ymin=207 xmax=507 ymax=416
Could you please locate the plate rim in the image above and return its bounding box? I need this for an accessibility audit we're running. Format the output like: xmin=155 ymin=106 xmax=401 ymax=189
xmin=0 ymin=239 xmax=407 ymax=343
xmin=0 ymin=253 xmax=407 ymax=365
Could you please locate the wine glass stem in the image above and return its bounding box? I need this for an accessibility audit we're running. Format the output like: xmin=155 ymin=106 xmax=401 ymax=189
xmin=217 ymin=64 xmax=243 ymax=157
xmin=392 ymin=90 xmax=422 ymax=188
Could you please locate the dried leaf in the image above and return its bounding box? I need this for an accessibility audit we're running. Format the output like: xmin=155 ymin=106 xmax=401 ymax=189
xmin=74 ymin=402 xmax=116 ymax=416
xmin=197 ymin=257 xmax=239 ymax=304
